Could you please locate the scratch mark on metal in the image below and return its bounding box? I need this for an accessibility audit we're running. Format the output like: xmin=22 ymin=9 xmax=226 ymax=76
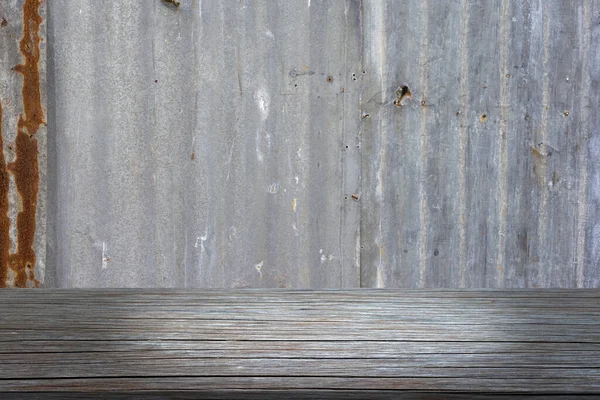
xmin=418 ymin=0 xmax=430 ymax=288
xmin=256 ymin=129 xmax=264 ymax=162
xmin=101 ymin=242 xmax=109 ymax=269
xmin=235 ymin=44 xmax=242 ymax=97
xmin=5 ymin=0 xmax=44 ymax=288
xmin=225 ymin=136 xmax=235 ymax=182
xmin=458 ymin=0 xmax=469 ymax=288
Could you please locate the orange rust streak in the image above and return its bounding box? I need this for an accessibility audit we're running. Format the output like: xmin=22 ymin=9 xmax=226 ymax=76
xmin=6 ymin=0 xmax=43 ymax=288
xmin=13 ymin=0 xmax=44 ymax=137
xmin=0 ymin=102 xmax=10 ymax=288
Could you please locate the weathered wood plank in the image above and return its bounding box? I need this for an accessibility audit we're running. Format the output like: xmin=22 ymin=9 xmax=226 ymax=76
xmin=0 ymin=290 xmax=599 ymax=395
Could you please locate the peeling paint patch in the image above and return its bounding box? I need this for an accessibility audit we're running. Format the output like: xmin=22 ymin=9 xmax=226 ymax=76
xmin=255 ymin=88 xmax=270 ymax=121
xmin=255 ymin=129 xmax=264 ymax=162
xmin=101 ymin=242 xmax=109 ymax=269
xmin=3 ymin=0 xmax=44 ymax=288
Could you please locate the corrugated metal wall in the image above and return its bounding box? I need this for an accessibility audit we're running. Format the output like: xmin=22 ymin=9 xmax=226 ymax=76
xmin=2 ymin=0 xmax=599 ymax=288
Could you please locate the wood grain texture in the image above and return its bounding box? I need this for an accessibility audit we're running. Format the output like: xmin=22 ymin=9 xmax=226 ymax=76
xmin=0 ymin=289 xmax=599 ymax=397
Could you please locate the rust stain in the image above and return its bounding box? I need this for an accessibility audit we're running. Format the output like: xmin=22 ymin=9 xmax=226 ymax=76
xmin=0 ymin=102 xmax=10 ymax=288
xmin=4 ymin=0 xmax=44 ymax=288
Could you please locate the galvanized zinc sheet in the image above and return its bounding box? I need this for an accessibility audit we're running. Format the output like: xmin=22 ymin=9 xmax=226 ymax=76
xmin=360 ymin=0 xmax=600 ymax=288
xmin=38 ymin=0 xmax=600 ymax=288
xmin=46 ymin=0 xmax=361 ymax=288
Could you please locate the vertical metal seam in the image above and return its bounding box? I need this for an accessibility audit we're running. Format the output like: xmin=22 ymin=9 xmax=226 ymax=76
xmin=458 ymin=0 xmax=470 ymax=288
xmin=418 ymin=0 xmax=430 ymax=288
xmin=358 ymin=0 xmax=365 ymax=288
xmin=576 ymin=0 xmax=591 ymax=288
xmin=373 ymin=0 xmax=386 ymax=288
xmin=496 ymin=0 xmax=510 ymax=287
xmin=537 ymin=4 xmax=551 ymax=287
xmin=338 ymin=0 xmax=348 ymax=287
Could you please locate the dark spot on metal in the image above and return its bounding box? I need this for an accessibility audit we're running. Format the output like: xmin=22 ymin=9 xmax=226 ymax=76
xmin=480 ymin=114 xmax=487 ymax=123
xmin=404 ymin=249 xmax=408 ymax=254
xmin=191 ymin=151 xmax=195 ymax=161
xmin=552 ymin=171 xmax=560 ymax=187
xmin=351 ymin=194 xmax=359 ymax=201
xmin=327 ymin=76 xmax=333 ymax=83
xmin=362 ymin=113 xmax=370 ymax=119
xmin=3 ymin=0 xmax=44 ymax=288
xmin=518 ymin=230 xmax=529 ymax=255
xmin=434 ymin=248 xmax=439 ymax=256
xmin=393 ymin=85 xmax=412 ymax=107
xmin=0 ymin=18 xmax=7 ymax=27
xmin=162 ymin=0 xmax=180 ymax=7
xmin=421 ymin=99 xmax=426 ymax=107
xmin=340 ymin=87 xmax=344 ymax=93
xmin=154 ymin=79 xmax=158 ymax=83
xmin=456 ymin=111 xmax=461 ymax=116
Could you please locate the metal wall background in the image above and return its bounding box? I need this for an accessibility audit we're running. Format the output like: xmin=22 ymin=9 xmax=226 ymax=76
xmin=46 ymin=0 xmax=362 ymax=288
xmin=2 ymin=0 xmax=598 ymax=288
xmin=361 ymin=0 xmax=600 ymax=288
